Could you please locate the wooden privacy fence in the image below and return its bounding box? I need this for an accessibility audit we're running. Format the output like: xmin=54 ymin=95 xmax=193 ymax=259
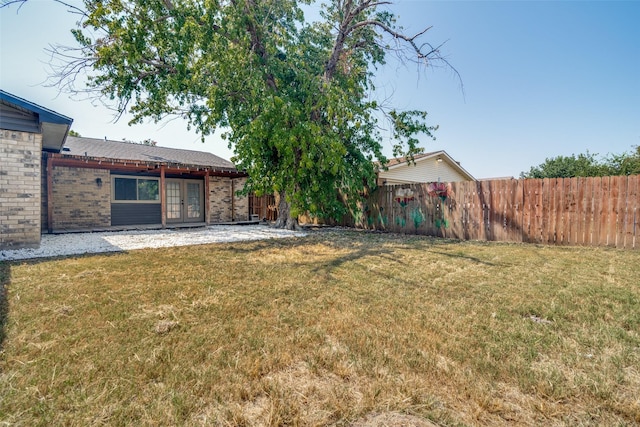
xmin=358 ymin=175 xmax=639 ymax=249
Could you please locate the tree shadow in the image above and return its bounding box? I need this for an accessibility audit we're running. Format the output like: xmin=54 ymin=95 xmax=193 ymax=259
xmin=0 ymin=262 xmax=10 ymax=352
xmin=422 ymin=249 xmax=499 ymax=266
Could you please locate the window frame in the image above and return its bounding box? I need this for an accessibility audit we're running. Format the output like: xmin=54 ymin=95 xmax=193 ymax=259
xmin=111 ymin=175 xmax=161 ymax=204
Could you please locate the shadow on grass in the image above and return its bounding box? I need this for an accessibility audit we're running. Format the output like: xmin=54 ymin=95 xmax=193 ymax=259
xmin=423 ymin=249 xmax=500 ymax=267
xmin=225 ymin=229 xmax=506 ymax=274
xmin=0 ymin=262 xmax=10 ymax=352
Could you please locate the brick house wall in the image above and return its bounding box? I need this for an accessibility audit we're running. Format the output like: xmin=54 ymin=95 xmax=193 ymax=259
xmin=232 ymin=177 xmax=249 ymax=221
xmin=41 ymin=153 xmax=48 ymax=232
xmin=208 ymin=176 xmax=232 ymax=222
xmin=50 ymin=166 xmax=111 ymax=230
xmin=0 ymin=130 xmax=42 ymax=249
xmin=208 ymin=175 xmax=248 ymax=223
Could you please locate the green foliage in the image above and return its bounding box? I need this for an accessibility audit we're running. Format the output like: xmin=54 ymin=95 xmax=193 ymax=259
xmin=604 ymin=145 xmax=640 ymax=176
xmin=68 ymin=129 xmax=81 ymax=137
xmin=520 ymin=146 xmax=640 ymax=178
xmin=54 ymin=0 xmax=445 ymax=225
xmin=520 ymin=152 xmax=605 ymax=179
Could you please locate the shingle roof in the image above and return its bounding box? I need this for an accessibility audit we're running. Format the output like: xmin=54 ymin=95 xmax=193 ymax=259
xmin=62 ymin=136 xmax=235 ymax=170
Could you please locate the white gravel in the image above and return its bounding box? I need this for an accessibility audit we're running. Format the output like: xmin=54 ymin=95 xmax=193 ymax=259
xmin=0 ymin=224 xmax=306 ymax=261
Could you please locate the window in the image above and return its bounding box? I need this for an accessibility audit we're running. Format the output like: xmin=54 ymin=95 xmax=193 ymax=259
xmin=112 ymin=176 xmax=160 ymax=203
xmin=138 ymin=179 xmax=159 ymax=200
xmin=114 ymin=178 xmax=137 ymax=200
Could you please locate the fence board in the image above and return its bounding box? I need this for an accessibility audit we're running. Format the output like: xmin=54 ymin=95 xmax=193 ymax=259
xmin=522 ymin=180 xmax=532 ymax=243
xmin=540 ymin=179 xmax=551 ymax=244
xmin=458 ymin=182 xmax=469 ymax=239
xmin=476 ymin=181 xmax=485 ymax=241
xmin=584 ymin=177 xmax=594 ymax=246
xmin=608 ymin=176 xmax=619 ymax=247
xmin=546 ymin=178 xmax=555 ymax=243
xmin=469 ymin=182 xmax=480 ymax=240
xmin=477 ymin=181 xmax=486 ymax=241
xmin=615 ymin=176 xmax=628 ymax=248
xmin=498 ymin=180 xmax=508 ymax=242
xmin=465 ymin=182 xmax=473 ymax=240
xmin=569 ymin=178 xmax=582 ymax=245
xmin=590 ymin=177 xmax=601 ymax=246
xmin=449 ymin=182 xmax=459 ymax=238
xmin=563 ymin=178 xmax=573 ymax=245
xmin=598 ymin=177 xmax=610 ymax=246
xmin=460 ymin=182 xmax=469 ymax=239
xmin=450 ymin=182 xmax=463 ymax=239
xmin=489 ymin=180 xmax=497 ymax=241
xmin=624 ymin=175 xmax=638 ymax=249
xmin=534 ymin=178 xmax=543 ymax=244
xmin=513 ymin=179 xmax=524 ymax=243
xmin=501 ymin=180 xmax=509 ymax=241
xmin=504 ymin=180 xmax=513 ymax=241
xmin=551 ymin=178 xmax=562 ymax=243
xmin=575 ymin=177 xmax=586 ymax=245
xmin=486 ymin=180 xmax=496 ymax=241
xmin=418 ymin=184 xmax=429 ymax=236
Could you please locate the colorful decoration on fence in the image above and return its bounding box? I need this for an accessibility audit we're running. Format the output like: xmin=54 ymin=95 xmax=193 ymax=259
xmin=427 ymin=181 xmax=451 ymax=229
xmin=410 ymin=207 xmax=424 ymax=229
xmin=427 ymin=182 xmax=451 ymax=201
xmin=394 ymin=188 xmax=415 ymax=207
xmin=379 ymin=185 xmax=451 ymax=230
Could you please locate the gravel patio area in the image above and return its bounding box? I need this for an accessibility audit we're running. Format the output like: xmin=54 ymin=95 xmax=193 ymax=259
xmin=0 ymin=224 xmax=306 ymax=261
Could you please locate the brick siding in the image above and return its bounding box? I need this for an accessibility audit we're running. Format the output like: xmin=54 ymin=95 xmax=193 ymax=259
xmin=0 ymin=130 xmax=42 ymax=249
xmin=208 ymin=176 xmax=248 ymax=223
xmin=232 ymin=177 xmax=249 ymax=221
xmin=50 ymin=166 xmax=111 ymax=230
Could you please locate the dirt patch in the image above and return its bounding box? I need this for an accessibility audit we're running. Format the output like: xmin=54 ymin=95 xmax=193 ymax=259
xmin=241 ymin=361 xmax=358 ymax=425
xmin=350 ymin=412 xmax=441 ymax=427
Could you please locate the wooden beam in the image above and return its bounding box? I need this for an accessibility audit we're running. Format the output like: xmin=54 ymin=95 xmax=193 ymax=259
xmin=160 ymin=165 xmax=166 ymax=228
xmin=46 ymin=154 xmax=53 ymax=234
xmin=47 ymin=154 xmax=247 ymax=178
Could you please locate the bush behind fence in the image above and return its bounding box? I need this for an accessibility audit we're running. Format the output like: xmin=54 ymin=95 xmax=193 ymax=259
xmin=355 ymin=175 xmax=639 ymax=249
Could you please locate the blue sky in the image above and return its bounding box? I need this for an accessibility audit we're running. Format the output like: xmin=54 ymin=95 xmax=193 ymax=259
xmin=1 ymin=0 xmax=639 ymax=178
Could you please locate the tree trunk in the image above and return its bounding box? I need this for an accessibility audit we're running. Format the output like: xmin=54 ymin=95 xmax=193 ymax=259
xmin=273 ymin=189 xmax=299 ymax=230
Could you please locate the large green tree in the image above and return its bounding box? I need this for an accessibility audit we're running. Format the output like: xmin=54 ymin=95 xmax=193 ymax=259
xmin=5 ymin=0 xmax=453 ymax=228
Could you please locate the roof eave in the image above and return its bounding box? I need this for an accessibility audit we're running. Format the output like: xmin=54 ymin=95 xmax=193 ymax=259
xmin=384 ymin=151 xmax=445 ymax=171
xmin=0 ymin=90 xmax=73 ymax=151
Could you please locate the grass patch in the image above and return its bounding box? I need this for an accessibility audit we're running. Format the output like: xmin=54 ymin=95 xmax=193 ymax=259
xmin=1 ymin=230 xmax=639 ymax=426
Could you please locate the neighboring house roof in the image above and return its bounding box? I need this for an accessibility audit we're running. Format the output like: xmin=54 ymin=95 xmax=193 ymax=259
xmin=380 ymin=151 xmax=440 ymax=168
xmin=0 ymin=89 xmax=73 ymax=151
xmin=62 ymin=136 xmax=236 ymax=170
xmin=377 ymin=150 xmax=476 ymax=183
xmin=478 ymin=176 xmax=515 ymax=181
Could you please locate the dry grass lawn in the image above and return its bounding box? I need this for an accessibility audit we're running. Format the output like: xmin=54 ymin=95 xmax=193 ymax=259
xmin=1 ymin=230 xmax=639 ymax=426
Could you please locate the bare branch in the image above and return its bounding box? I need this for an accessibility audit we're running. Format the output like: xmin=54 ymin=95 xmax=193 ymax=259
xmin=351 ymin=20 xmax=433 ymax=59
